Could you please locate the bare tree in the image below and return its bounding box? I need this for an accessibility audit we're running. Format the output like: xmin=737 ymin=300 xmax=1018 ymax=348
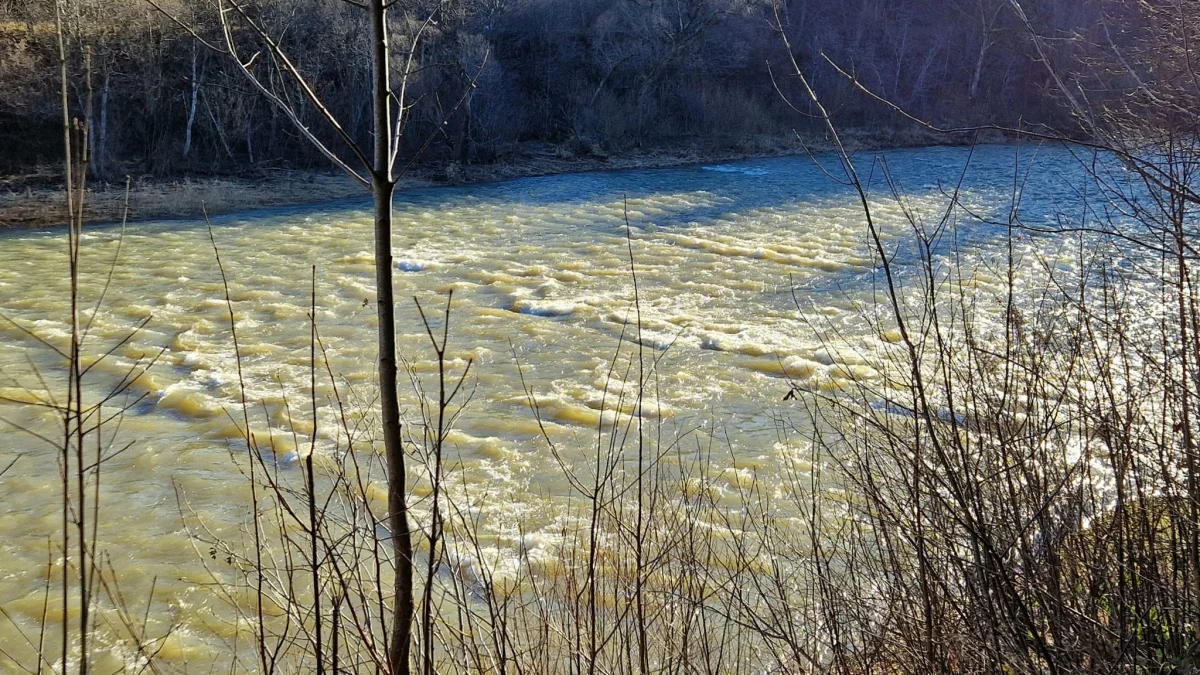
xmin=138 ymin=0 xmax=470 ymax=671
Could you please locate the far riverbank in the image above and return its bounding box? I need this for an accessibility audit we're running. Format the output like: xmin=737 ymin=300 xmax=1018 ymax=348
xmin=0 ymin=128 xmax=1000 ymax=229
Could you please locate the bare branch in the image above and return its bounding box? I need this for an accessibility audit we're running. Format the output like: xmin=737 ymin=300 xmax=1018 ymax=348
xmin=208 ymin=0 xmax=370 ymax=187
xmin=141 ymin=0 xmax=229 ymax=53
xmin=223 ymin=0 xmax=374 ymax=177
xmin=390 ymin=10 xmax=440 ymax=170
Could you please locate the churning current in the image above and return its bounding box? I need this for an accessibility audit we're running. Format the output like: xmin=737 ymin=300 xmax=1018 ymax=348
xmin=0 ymin=144 xmax=1105 ymax=662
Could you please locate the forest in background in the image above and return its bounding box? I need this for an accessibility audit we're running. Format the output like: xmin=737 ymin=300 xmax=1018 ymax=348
xmin=0 ymin=0 xmax=1139 ymax=182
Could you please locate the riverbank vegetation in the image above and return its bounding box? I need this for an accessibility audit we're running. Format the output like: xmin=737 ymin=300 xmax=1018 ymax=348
xmin=3 ymin=0 xmax=1112 ymax=186
xmin=2 ymin=0 xmax=1200 ymax=673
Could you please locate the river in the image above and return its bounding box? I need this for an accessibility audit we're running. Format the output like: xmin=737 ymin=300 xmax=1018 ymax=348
xmin=0 ymin=144 xmax=1110 ymax=666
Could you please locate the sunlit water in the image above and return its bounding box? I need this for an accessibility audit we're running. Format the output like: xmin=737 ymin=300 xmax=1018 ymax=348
xmin=0 ymin=144 xmax=1126 ymax=665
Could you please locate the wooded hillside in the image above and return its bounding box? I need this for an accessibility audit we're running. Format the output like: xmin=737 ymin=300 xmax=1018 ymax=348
xmin=0 ymin=0 xmax=1146 ymax=180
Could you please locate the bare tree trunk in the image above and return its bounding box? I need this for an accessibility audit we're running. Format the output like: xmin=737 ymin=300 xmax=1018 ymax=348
xmin=203 ymin=89 xmax=234 ymax=160
xmin=969 ymin=43 xmax=987 ymax=99
xmin=457 ymin=86 xmax=471 ymax=165
xmin=969 ymin=2 xmax=1000 ymax=99
xmin=54 ymin=4 xmax=74 ymax=669
xmin=87 ymin=92 xmax=97 ymax=179
xmin=97 ymin=69 xmax=109 ymax=177
xmin=246 ymin=111 xmax=255 ymax=164
xmin=157 ymin=0 xmax=415 ymax=667
xmin=184 ymin=42 xmax=200 ymax=157
xmin=906 ymin=42 xmax=941 ymax=106
xmin=370 ymin=1 xmax=414 ymax=672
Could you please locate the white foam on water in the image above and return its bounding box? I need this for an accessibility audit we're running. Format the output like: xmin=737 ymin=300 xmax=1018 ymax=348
xmin=702 ymin=164 xmax=771 ymax=176
xmin=398 ymin=258 xmax=440 ymax=272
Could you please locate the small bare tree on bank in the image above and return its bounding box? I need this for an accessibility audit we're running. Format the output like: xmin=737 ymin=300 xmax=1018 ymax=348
xmin=143 ymin=1 xmax=478 ymax=672
xmin=0 ymin=3 xmax=172 ymax=670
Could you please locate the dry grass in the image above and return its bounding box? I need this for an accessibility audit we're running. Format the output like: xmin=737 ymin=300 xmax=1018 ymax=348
xmin=0 ymin=171 xmax=369 ymax=229
xmin=0 ymin=21 xmax=54 ymax=35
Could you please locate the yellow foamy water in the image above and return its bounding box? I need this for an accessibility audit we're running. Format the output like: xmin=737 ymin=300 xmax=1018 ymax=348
xmin=0 ymin=146 xmax=1102 ymax=667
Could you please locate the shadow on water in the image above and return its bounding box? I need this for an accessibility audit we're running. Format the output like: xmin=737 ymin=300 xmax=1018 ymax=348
xmin=1 ymin=142 xmax=1105 ymax=243
xmin=0 ymin=142 xmax=1134 ymax=340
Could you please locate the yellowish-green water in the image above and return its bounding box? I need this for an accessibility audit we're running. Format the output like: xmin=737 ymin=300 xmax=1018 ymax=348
xmin=0 ymin=145 xmax=1100 ymax=667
